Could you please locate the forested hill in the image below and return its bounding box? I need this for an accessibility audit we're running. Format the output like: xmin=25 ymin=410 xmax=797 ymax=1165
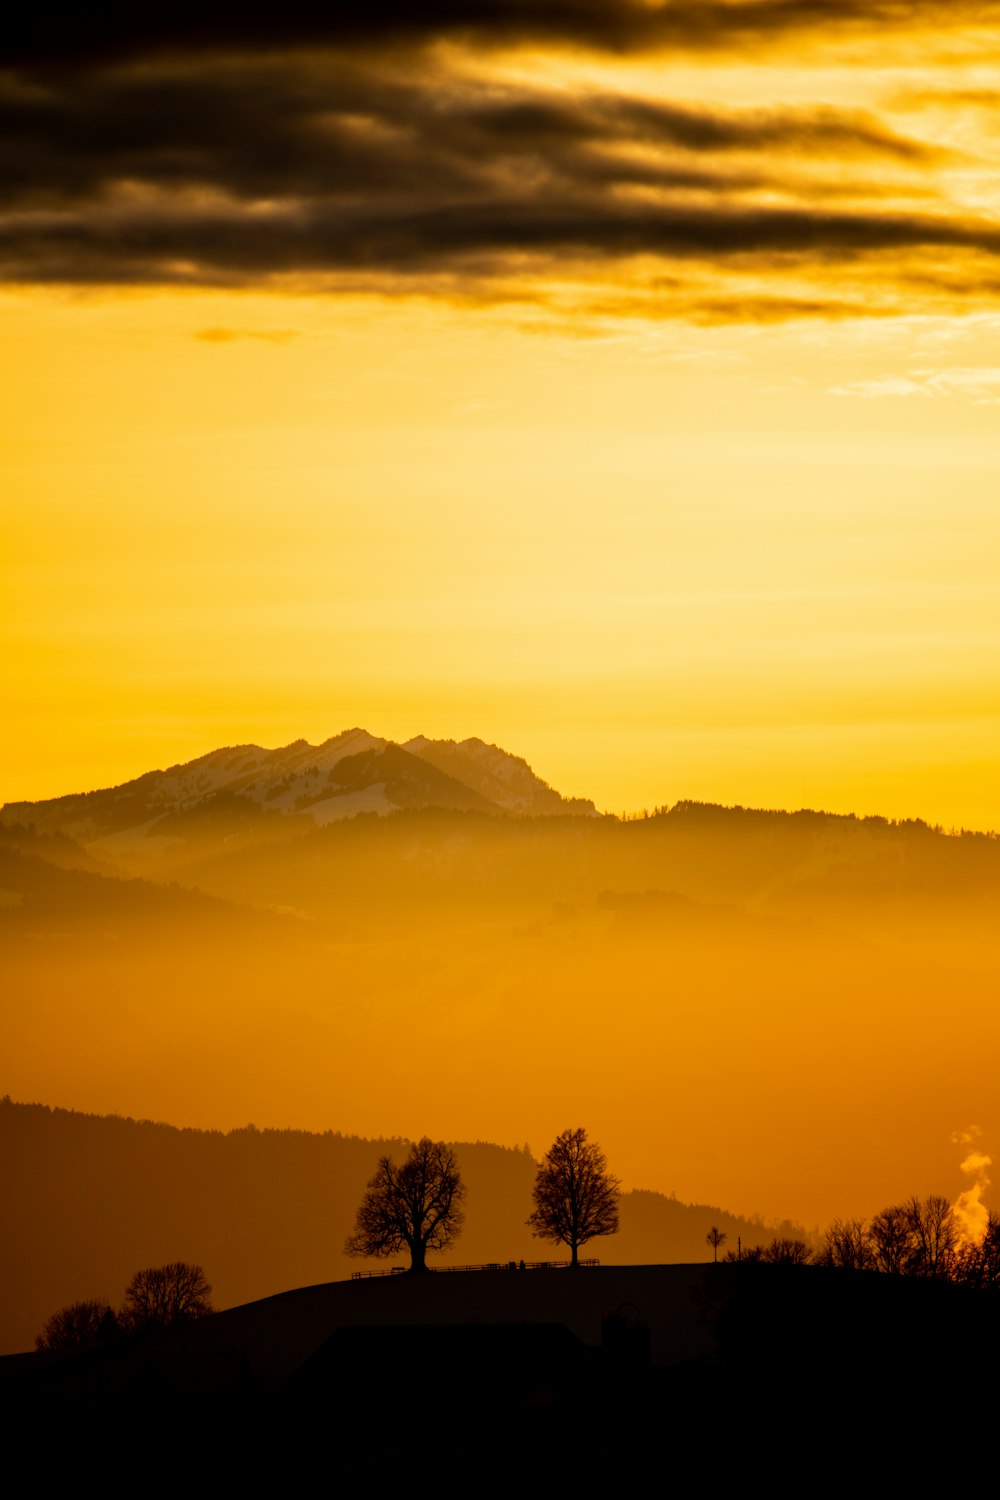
xmin=0 ymin=1097 xmax=795 ymax=1355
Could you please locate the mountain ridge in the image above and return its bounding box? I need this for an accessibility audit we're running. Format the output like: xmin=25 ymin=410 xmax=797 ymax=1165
xmin=0 ymin=728 xmax=598 ymax=846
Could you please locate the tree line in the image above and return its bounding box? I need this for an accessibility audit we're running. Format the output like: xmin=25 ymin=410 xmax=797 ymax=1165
xmin=34 ymin=1138 xmax=1000 ymax=1354
xmin=817 ymin=1194 xmax=1000 ymax=1286
xmin=705 ymin=1192 xmax=1000 ymax=1287
xmin=36 ymin=1261 xmax=212 ymax=1353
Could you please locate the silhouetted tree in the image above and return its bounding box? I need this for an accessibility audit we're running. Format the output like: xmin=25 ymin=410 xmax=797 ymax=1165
xmin=527 ymin=1127 xmax=620 ymax=1267
xmin=729 ymin=1236 xmax=812 ymax=1265
xmin=904 ymin=1194 xmax=957 ymax=1279
xmin=35 ymin=1298 xmax=118 ymax=1353
xmin=725 ymin=1244 xmax=757 ymax=1263
xmin=817 ymin=1218 xmax=874 ymax=1270
xmin=120 ymin=1261 xmax=213 ymax=1334
xmin=820 ymin=1196 xmax=960 ymax=1280
xmin=764 ymin=1237 xmax=812 ymax=1264
xmin=868 ymin=1203 xmax=912 ymax=1275
xmin=706 ymin=1225 xmax=727 ymax=1263
xmin=344 ymin=1137 xmax=465 ymax=1273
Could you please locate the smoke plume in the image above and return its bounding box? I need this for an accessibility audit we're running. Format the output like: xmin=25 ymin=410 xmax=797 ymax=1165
xmin=951 ymin=1128 xmax=992 ymax=1244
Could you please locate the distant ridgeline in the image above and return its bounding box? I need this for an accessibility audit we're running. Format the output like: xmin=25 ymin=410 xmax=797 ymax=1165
xmin=0 ymin=1098 xmax=797 ymax=1357
xmin=2 ymin=775 xmax=998 ymax=937
xmin=0 ymin=728 xmax=599 ymax=845
xmin=0 ymin=726 xmax=996 ymax=915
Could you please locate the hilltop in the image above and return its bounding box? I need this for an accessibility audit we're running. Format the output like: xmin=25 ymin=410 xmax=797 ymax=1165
xmin=5 ymin=1257 xmax=995 ymax=1478
xmin=0 ymin=1096 xmax=797 ymax=1356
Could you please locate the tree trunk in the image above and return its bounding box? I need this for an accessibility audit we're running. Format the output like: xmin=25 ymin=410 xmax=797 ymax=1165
xmin=409 ymin=1240 xmax=428 ymax=1273
xmin=570 ymin=1240 xmax=579 ymax=1268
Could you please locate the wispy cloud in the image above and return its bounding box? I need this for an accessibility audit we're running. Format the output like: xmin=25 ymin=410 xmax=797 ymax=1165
xmin=919 ymin=365 xmax=1000 ymax=400
xmin=831 ymin=366 xmax=1000 ymax=401
xmin=830 ymin=377 xmax=933 ymax=398
xmin=194 ymin=327 xmax=300 ymax=344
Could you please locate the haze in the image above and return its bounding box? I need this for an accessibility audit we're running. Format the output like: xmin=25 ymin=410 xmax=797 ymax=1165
xmin=3 ymin=734 xmax=998 ymax=1234
xmin=2 ymin=5 xmax=998 ymax=1250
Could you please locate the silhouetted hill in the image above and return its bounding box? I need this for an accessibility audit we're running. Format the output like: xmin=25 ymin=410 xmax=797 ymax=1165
xmin=0 ymin=1097 xmax=794 ymax=1355
xmin=5 ymin=1261 xmax=994 ymax=1479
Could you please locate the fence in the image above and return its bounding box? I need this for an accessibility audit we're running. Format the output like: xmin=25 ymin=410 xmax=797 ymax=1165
xmin=351 ymin=1258 xmax=600 ymax=1278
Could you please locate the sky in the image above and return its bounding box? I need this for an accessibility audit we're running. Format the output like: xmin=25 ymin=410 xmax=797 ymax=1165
xmin=4 ymin=2 xmax=1000 ymax=829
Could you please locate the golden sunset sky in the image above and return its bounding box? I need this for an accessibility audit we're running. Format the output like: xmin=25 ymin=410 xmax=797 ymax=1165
xmin=4 ymin=2 xmax=1000 ymax=828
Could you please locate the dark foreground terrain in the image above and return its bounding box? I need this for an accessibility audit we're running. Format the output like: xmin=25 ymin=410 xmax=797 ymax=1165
xmin=4 ymin=1262 xmax=997 ymax=1478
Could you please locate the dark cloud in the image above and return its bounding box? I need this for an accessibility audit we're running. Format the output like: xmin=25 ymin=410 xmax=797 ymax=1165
xmin=0 ymin=64 xmax=935 ymax=212
xmin=5 ymin=2 xmax=994 ymax=73
xmin=0 ymin=56 xmax=954 ymax=288
xmin=0 ymin=7 xmax=990 ymax=312
xmin=5 ymin=192 xmax=999 ymax=292
xmin=684 ymin=294 xmax=909 ymax=324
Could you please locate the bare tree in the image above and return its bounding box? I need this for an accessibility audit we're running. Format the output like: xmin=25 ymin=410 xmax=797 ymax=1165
xmin=749 ymin=1237 xmax=812 ymax=1265
xmin=120 ymin=1262 xmax=213 ymax=1334
xmin=823 ymin=1197 xmax=959 ymax=1279
xmin=345 ymin=1137 xmax=465 ymax=1273
xmin=35 ymin=1298 xmax=118 ymax=1353
xmin=706 ymin=1225 xmax=728 ymax=1263
xmin=818 ymin=1218 xmax=874 ymax=1271
xmin=527 ymin=1127 xmax=620 ymax=1268
xmin=905 ymin=1194 xmax=957 ymax=1279
xmin=868 ymin=1204 xmax=912 ymax=1275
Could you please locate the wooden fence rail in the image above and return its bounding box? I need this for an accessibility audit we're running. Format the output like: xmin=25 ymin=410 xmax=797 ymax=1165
xmin=351 ymin=1258 xmax=600 ymax=1278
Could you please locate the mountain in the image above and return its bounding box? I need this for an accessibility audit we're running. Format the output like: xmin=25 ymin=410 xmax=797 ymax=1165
xmin=404 ymin=736 xmax=597 ymax=817
xmin=326 ymin=742 xmax=497 ymax=814
xmin=0 ymin=728 xmax=595 ymax=863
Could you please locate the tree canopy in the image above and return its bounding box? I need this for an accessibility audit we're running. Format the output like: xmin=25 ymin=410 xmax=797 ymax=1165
xmin=819 ymin=1195 xmax=960 ymax=1278
xmin=120 ymin=1262 xmax=213 ymax=1334
xmin=344 ymin=1137 xmax=465 ymax=1272
xmin=706 ymin=1225 xmax=728 ymax=1262
xmin=527 ymin=1127 xmax=620 ymax=1267
xmin=35 ymin=1298 xmax=118 ymax=1353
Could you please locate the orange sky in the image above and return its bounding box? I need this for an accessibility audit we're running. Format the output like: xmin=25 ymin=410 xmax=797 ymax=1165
xmin=2 ymin=7 xmax=1000 ymax=1238
xmin=5 ymin=9 xmax=1000 ymax=829
xmin=4 ymin=9 xmax=1000 ymax=829
xmin=5 ymin=2 xmax=1000 ymax=1290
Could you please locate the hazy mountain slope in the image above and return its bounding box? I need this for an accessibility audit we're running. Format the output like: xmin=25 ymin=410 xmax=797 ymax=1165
xmin=0 ymin=727 xmax=389 ymax=842
xmin=0 ymin=729 xmax=580 ymax=868
xmin=404 ymin=736 xmax=597 ymax=816
xmin=0 ymin=844 xmax=304 ymax=937
xmin=154 ymin=799 xmax=1000 ymax=942
xmin=0 ymin=822 xmax=112 ymax=876
xmin=0 ymin=1098 xmax=791 ymax=1356
xmin=326 ymin=743 xmax=498 ymax=815
xmin=4 ymin=801 xmax=999 ymax=1235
